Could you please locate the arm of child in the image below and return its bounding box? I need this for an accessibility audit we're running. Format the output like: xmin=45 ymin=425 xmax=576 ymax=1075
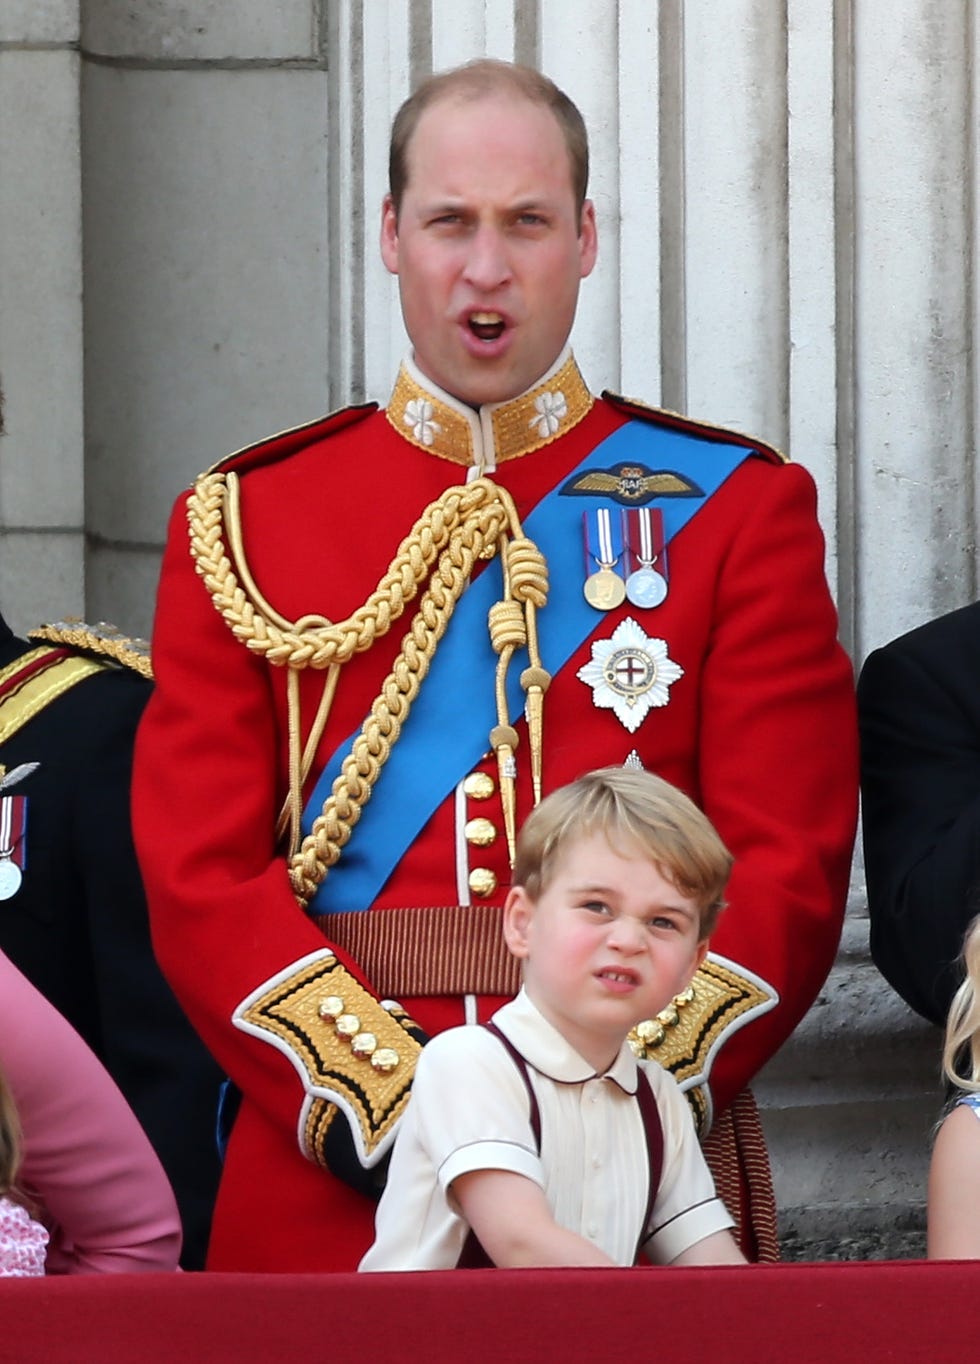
xmin=452 ymin=1168 xmax=616 ymax=1268
xmin=928 ymin=1103 xmax=980 ymax=1258
xmin=667 ymin=1228 xmax=746 ymax=1265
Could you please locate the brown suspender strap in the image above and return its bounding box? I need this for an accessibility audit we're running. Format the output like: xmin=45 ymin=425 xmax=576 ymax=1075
xmin=483 ymin=1021 xmax=542 ymax=1148
xmin=456 ymin=1022 xmax=541 ymax=1270
xmin=313 ymin=903 xmax=520 ymax=999
xmin=634 ymin=1070 xmax=665 ymax=1261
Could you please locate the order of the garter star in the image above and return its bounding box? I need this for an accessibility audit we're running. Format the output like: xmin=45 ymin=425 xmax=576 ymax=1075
xmin=577 ymin=617 xmax=684 ymax=733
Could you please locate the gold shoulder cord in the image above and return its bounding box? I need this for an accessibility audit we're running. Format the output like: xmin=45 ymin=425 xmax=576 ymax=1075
xmin=186 ymin=469 xmax=550 ymax=907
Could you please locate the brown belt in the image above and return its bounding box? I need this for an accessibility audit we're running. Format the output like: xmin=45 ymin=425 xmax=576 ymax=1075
xmin=313 ymin=903 xmax=521 ymax=999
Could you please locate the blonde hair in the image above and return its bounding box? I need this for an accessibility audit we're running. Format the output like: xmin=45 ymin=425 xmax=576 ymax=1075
xmin=513 ymin=766 xmax=732 ymax=938
xmin=0 ymin=1066 xmax=23 ymax=1200
xmin=942 ymin=915 xmax=980 ymax=1092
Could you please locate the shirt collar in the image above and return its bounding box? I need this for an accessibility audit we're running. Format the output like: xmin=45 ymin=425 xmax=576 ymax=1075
xmin=384 ymin=348 xmax=594 ymax=475
xmin=492 ymin=987 xmax=640 ymax=1095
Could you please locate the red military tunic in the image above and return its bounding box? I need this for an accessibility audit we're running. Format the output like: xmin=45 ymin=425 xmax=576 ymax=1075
xmin=133 ymin=352 xmax=857 ymax=1271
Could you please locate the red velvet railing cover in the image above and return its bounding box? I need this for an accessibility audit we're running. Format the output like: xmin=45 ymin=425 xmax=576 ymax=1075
xmin=0 ymin=1260 xmax=974 ymax=1363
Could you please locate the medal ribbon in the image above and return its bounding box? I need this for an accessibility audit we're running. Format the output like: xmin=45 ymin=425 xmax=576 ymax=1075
xmin=584 ymin=507 xmax=624 ymax=573
xmin=0 ymin=796 xmax=27 ymax=867
xmin=304 ymin=419 xmax=751 ymax=913
xmin=623 ymin=508 xmax=667 ymax=578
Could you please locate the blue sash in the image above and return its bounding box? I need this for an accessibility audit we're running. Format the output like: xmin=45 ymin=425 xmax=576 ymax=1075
xmin=303 ymin=419 xmax=750 ymax=912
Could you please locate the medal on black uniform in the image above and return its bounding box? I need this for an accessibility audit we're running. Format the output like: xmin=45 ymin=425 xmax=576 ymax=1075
xmin=623 ymin=508 xmax=668 ymax=609
xmin=0 ymin=795 xmax=27 ymax=900
xmin=583 ymin=508 xmax=626 ymax=610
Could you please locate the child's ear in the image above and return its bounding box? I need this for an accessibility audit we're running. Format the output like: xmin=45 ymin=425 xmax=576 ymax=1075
xmin=693 ymin=938 xmax=710 ymax=973
xmin=503 ymin=887 xmax=533 ymax=960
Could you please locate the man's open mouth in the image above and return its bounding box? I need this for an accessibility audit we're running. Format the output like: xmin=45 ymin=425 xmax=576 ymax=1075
xmin=468 ymin=312 xmax=506 ymax=342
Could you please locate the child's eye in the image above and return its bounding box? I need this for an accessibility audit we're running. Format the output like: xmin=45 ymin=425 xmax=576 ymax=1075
xmin=582 ymin=901 xmax=611 ymax=917
xmin=649 ymin=916 xmax=677 ymax=932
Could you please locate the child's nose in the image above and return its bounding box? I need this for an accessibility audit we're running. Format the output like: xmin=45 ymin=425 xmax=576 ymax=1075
xmin=608 ymin=916 xmax=646 ymax=953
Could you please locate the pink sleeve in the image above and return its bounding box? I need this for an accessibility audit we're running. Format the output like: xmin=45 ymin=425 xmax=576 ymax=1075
xmin=1 ymin=949 xmax=182 ymax=1274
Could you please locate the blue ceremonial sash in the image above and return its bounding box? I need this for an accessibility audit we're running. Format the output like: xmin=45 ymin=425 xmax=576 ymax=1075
xmin=303 ymin=419 xmax=751 ymax=913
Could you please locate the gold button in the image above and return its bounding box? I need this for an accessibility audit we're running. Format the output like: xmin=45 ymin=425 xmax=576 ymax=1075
xmin=462 ymin=772 xmax=495 ymax=800
xmin=371 ymin=1048 xmax=400 ymax=1073
xmin=351 ymin=1032 xmax=377 ymax=1058
xmin=635 ymin=1019 xmax=665 ymax=1048
xmin=468 ymin=867 xmax=498 ymax=898
xmin=464 ymin=817 xmax=497 ymax=847
xmin=318 ymin=995 xmax=344 ymax=1021
xmin=657 ymin=1004 xmax=680 ymax=1028
xmin=335 ymin=1013 xmax=361 ymax=1039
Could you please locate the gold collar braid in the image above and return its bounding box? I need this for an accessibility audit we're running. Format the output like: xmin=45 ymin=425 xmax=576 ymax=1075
xmin=387 ymin=351 xmax=594 ymax=468
xmin=187 ymin=470 xmax=550 ymax=907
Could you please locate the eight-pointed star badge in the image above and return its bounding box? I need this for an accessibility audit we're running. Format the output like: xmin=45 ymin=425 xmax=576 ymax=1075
xmin=576 ymin=617 xmax=684 ymax=733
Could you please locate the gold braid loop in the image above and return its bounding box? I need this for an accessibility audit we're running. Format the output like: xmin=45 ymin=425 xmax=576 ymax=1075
xmin=187 ymin=471 xmax=510 ymax=669
xmin=506 ymin=538 xmax=548 ymax=608
xmin=488 ymin=600 xmax=526 ymax=654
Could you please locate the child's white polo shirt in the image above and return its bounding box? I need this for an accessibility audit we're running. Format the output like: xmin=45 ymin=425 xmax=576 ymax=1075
xmin=360 ymin=988 xmax=733 ymax=1270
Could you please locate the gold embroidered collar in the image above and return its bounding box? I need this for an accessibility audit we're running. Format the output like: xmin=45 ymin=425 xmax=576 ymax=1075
xmin=385 ymin=348 xmax=594 ymax=471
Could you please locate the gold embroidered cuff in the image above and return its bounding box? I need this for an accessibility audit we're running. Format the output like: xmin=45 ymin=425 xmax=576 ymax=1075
xmin=233 ymin=951 xmax=423 ymax=1166
xmin=627 ymin=954 xmax=779 ymax=1135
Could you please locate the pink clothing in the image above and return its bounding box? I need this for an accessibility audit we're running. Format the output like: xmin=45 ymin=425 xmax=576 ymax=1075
xmin=0 ymin=1195 xmax=48 ymax=1276
xmin=1 ymin=949 xmax=182 ymax=1273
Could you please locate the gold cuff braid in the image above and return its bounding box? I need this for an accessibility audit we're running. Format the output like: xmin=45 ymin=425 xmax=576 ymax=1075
xmin=628 ymin=955 xmax=778 ymax=1134
xmin=234 ymin=954 xmax=423 ymax=1164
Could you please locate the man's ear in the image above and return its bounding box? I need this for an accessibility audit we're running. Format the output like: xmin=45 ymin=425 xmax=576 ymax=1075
xmin=578 ymin=199 xmax=598 ymax=280
xmin=502 ymin=887 xmax=533 ymax=960
xmin=380 ymin=193 xmax=400 ymax=275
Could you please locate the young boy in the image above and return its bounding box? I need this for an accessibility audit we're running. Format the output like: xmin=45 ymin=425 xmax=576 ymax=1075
xmin=359 ymin=765 xmax=745 ymax=1270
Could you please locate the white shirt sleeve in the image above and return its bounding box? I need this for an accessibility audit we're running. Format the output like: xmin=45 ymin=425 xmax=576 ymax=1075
xmin=360 ymin=1024 xmax=543 ymax=1271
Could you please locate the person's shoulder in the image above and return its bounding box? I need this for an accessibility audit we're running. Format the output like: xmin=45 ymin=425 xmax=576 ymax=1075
xmin=954 ymin=1091 xmax=980 ymax=1119
xmin=416 ymin=1024 xmax=526 ymax=1095
xmin=201 ymin=403 xmax=380 ymax=483
xmin=869 ymin=601 xmax=980 ymax=667
xmin=601 ymin=391 xmax=787 ymax=467
xmin=26 ymin=621 xmax=152 ymax=684
xmin=419 ymin=1023 xmax=506 ymax=1068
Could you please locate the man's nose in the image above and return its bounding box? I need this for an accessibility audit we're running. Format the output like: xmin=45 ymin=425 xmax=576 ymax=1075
xmin=462 ymin=226 xmax=511 ymax=290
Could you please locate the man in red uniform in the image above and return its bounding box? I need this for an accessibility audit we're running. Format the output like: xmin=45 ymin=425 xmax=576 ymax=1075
xmin=133 ymin=60 xmax=858 ymax=1271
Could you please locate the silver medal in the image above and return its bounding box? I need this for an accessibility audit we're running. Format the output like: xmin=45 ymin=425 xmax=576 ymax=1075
xmin=0 ymin=857 xmax=22 ymax=900
xmin=625 ymin=567 xmax=668 ymax=609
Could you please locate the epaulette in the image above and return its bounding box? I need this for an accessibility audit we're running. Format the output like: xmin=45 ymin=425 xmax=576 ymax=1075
xmin=203 ymin=403 xmax=379 ymax=481
xmin=27 ymin=620 xmax=153 ymax=680
xmin=603 ymin=391 xmax=788 ymax=466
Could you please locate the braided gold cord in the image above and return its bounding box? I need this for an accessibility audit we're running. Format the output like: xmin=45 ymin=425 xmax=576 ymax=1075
xmin=187 ymin=471 xmax=511 ymax=670
xmin=288 ymin=519 xmax=504 ymax=903
xmin=186 ymin=468 xmax=549 ymax=907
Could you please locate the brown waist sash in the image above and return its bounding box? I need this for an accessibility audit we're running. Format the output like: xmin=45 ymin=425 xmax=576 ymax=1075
xmin=312 ymin=903 xmax=519 ymax=999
